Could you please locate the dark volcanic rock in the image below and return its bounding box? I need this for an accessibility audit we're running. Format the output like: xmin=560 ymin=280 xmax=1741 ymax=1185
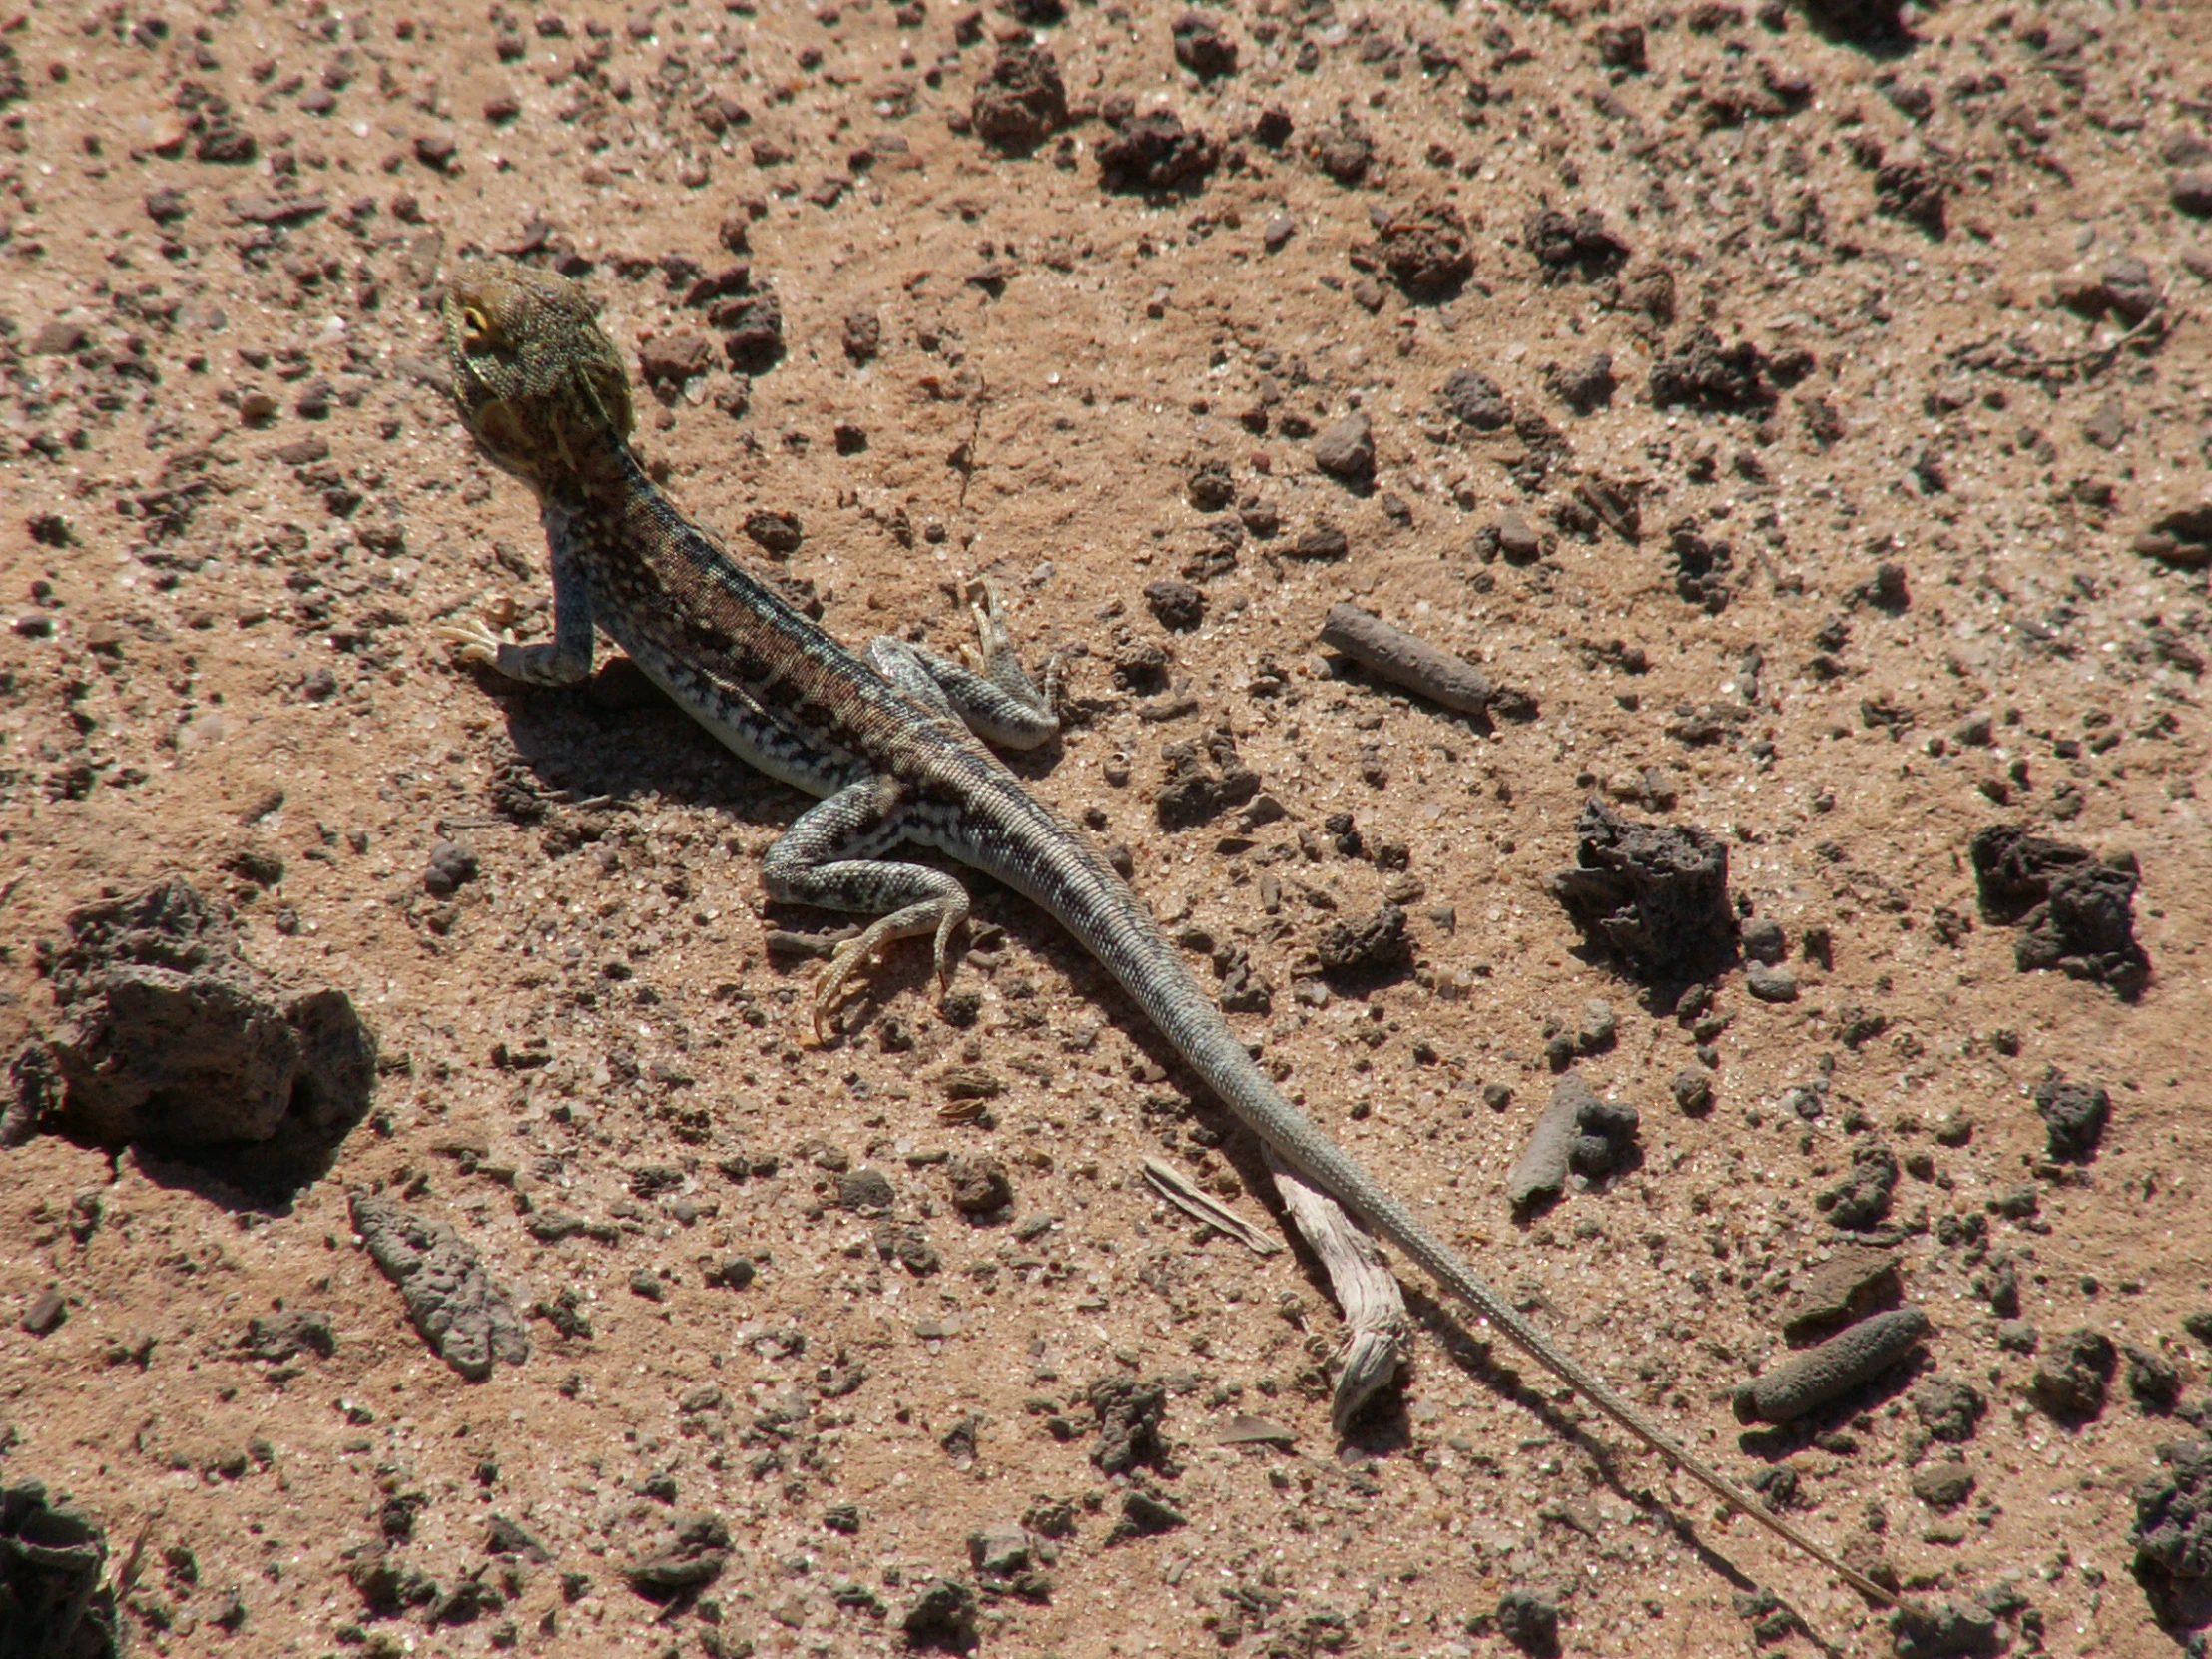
xmin=1170 ymin=11 xmax=1237 ymax=77
xmin=1440 ymin=368 xmax=1511 ymax=431
xmin=1912 ymin=1375 xmax=1987 ymax=1443
xmin=0 ymin=1479 xmax=122 ymax=1659
xmin=2016 ymin=862 xmax=2148 ymax=992
xmin=1494 ymin=1586 xmax=1561 ymax=1656
xmin=1817 ymin=1141 xmax=1899 ymax=1231
xmin=17 ymin=878 xmax=375 ymax=1189
xmin=1144 ymin=579 xmax=1207 ymax=632
xmin=2032 ymin=1328 xmax=2117 ymax=1420
xmin=2133 ymin=504 xmax=2212 ymax=568
xmin=1968 ymin=825 xmax=2095 ymax=921
xmin=350 ymin=1194 xmax=529 ymax=1382
xmin=1969 ymin=826 xmax=2147 ymax=993
xmin=2134 ymin=1436 xmax=2212 ymax=1582
xmin=1098 ymin=110 xmax=1218 ymax=192
xmin=1649 ymin=328 xmax=1770 ymax=410
xmin=971 ymin=45 xmax=1066 ymax=149
xmin=945 ymin=1155 xmax=1013 ymax=1216
xmin=901 ymin=1577 xmax=981 ymax=1651
xmin=719 ymin=292 xmax=785 ymax=372
xmin=1376 ymin=198 xmax=1473 ymax=298
xmin=626 ymin=1513 xmax=732 ymax=1599
xmin=1547 ymin=351 xmax=1616 ymax=414
xmin=1799 ymin=0 xmax=1909 ymax=43
xmin=1549 ymin=798 xmax=1734 ymax=979
xmin=1155 ymin=730 xmax=1261 ymax=829
xmin=1524 ymin=206 xmax=1630 ymax=280
xmin=1306 ymin=111 xmax=1374 ymax=185
xmin=1317 ymin=904 xmax=1412 ymax=982
xmin=2033 ymin=1077 xmax=2110 ymax=1162
xmin=1088 ymin=1376 xmax=1169 ymax=1474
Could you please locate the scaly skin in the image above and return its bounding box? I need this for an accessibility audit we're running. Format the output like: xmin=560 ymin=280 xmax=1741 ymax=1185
xmin=439 ymin=257 xmax=1892 ymax=1609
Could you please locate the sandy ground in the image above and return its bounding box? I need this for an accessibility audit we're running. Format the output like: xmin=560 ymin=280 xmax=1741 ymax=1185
xmin=4 ymin=0 xmax=2212 ymax=1653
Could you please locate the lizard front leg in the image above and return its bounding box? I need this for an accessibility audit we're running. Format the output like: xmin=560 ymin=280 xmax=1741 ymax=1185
xmin=441 ymin=504 xmax=597 ymax=686
xmin=762 ymin=774 xmax=971 ymax=1040
xmin=864 ymin=578 xmax=1060 ymax=750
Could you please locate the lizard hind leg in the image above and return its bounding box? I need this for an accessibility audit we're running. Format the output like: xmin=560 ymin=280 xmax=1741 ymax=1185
xmin=760 ymin=776 xmax=972 ymax=1041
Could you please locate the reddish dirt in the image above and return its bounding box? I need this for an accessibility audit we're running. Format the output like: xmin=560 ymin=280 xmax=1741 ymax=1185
xmin=3 ymin=0 xmax=2212 ymax=1654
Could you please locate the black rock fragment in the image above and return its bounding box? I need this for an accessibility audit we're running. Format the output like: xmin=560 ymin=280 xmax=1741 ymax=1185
xmin=1798 ymin=0 xmax=1910 ymax=43
xmin=970 ymin=45 xmax=1066 ymax=149
xmin=1816 ymin=1141 xmax=1898 ymax=1231
xmin=1969 ymin=826 xmax=2147 ymax=993
xmin=1170 ymin=10 xmax=1237 ymax=77
xmin=1888 ymin=1596 xmax=2006 ymax=1659
xmin=17 ymin=877 xmax=376 ymax=1192
xmin=1549 ymin=798 xmax=1734 ymax=979
xmin=1144 ymin=579 xmax=1206 ymax=632
xmin=1155 ymin=730 xmax=1260 ymax=830
xmin=1493 ymin=1586 xmax=1561 ymax=1657
xmin=1875 ymin=159 xmax=1947 ymax=237
xmin=2126 ymin=1344 xmax=2183 ymax=1413
xmin=1113 ymin=1487 xmax=1187 ymax=1540
xmin=1375 ymin=198 xmax=1473 ymax=298
xmin=1316 ymin=905 xmax=1412 ymax=982
xmin=1311 ymin=411 xmax=1375 ymax=484
xmin=2032 ymin=1328 xmax=2117 ymax=1420
xmin=719 ymin=292 xmax=784 ymax=373
xmin=2033 ymin=1077 xmax=2110 ymax=1163
xmin=945 ymin=1155 xmax=1012 ymax=1216
xmin=350 ymin=1193 xmax=529 ymax=1382
xmin=1968 ymin=825 xmax=2094 ymax=921
xmin=1524 ymin=206 xmax=1630 ymax=281
xmin=2134 ymin=504 xmax=2212 ymax=569
xmin=626 ymin=1513 xmax=731 ymax=1599
xmin=1440 ymin=367 xmax=1511 ymax=430
xmin=2017 ymin=862 xmax=2148 ymax=993
xmin=1088 ymin=1376 xmax=1169 ymax=1474
xmin=424 ymin=838 xmax=479 ymax=896
xmin=1098 ymin=110 xmax=1217 ymax=193
xmin=900 ymin=1577 xmax=980 ymax=1651
xmin=1306 ymin=111 xmax=1374 ymax=185
xmin=1649 ymin=327 xmax=1770 ymax=410
xmin=1912 ymin=1375 xmax=1986 ymax=1443
xmin=1546 ymin=351 xmax=1616 ymax=414
xmin=246 ymin=1308 xmax=336 ymax=1364
xmin=2133 ymin=1435 xmax=2212 ymax=1582
xmin=0 ymin=1479 xmax=122 ymax=1659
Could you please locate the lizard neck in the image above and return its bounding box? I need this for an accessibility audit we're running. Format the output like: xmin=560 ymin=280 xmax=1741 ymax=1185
xmin=530 ymin=424 xmax=645 ymax=513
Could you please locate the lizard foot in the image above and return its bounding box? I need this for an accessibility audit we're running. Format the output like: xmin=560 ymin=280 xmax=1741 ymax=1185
xmin=438 ymin=619 xmax=509 ymax=669
xmin=965 ymin=577 xmax=1012 ymax=660
xmin=809 ymin=901 xmax=968 ymax=1043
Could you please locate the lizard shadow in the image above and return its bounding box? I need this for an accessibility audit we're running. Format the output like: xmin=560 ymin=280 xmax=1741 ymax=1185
xmin=1399 ymin=1280 xmax=1770 ymax=1596
xmin=477 ymin=658 xmax=1111 ymax=1025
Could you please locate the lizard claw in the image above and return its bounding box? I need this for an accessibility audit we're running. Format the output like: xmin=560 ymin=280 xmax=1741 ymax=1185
xmin=438 ymin=619 xmax=508 ymax=669
xmin=966 ymin=577 xmax=1011 ymax=660
xmin=810 ymin=929 xmax=884 ymax=1044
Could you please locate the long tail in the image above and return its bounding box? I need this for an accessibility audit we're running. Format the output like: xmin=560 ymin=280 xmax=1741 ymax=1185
xmin=986 ymin=791 xmax=1890 ymax=1604
xmin=1191 ymin=1024 xmax=1893 ymax=1604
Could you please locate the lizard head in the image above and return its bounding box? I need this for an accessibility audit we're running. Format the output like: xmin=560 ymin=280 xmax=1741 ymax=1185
xmin=443 ymin=257 xmax=634 ymax=484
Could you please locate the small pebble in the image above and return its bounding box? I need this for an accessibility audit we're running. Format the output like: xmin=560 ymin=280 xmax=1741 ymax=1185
xmin=1744 ymin=962 xmax=1799 ymax=1003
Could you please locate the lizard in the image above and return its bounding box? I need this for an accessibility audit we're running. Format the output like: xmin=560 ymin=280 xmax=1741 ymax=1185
xmin=436 ymin=256 xmax=1892 ymax=1608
